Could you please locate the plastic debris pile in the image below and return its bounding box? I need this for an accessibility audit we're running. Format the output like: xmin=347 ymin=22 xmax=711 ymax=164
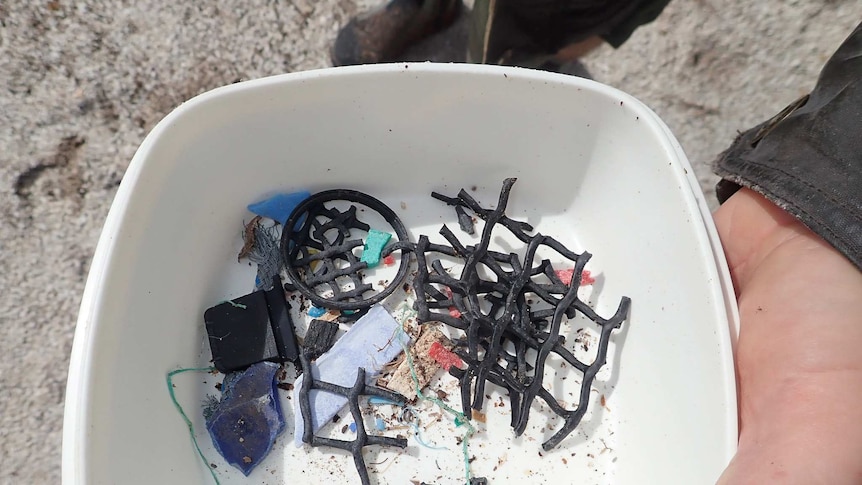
xmin=401 ymin=178 xmax=631 ymax=450
xmin=169 ymin=179 xmax=631 ymax=484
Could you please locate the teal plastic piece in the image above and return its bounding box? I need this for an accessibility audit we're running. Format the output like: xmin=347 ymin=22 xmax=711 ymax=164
xmin=360 ymin=229 xmax=392 ymax=268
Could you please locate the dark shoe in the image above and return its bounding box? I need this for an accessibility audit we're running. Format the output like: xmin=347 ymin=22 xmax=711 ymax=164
xmin=332 ymin=0 xmax=462 ymax=66
xmin=537 ymin=59 xmax=592 ymax=79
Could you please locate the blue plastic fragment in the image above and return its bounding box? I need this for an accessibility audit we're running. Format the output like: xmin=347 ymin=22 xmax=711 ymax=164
xmin=375 ymin=417 xmax=386 ymax=431
xmin=368 ymin=396 xmax=403 ymax=406
xmin=349 ymin=422 xmax=357 ymax=433
xmin=307 ymin=306 xmax=326 ymax=318
xmin=360 ymin=229 xmax=392 ymax=268
xmin=247 ymin=191 xmax=311 ymax=226
xmin=205 ymin=362 xmax=285 ymax=476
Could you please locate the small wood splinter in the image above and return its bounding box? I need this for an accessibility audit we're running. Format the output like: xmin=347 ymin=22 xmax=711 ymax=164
xmin=237 ymin=215 xmax=262 ymax=262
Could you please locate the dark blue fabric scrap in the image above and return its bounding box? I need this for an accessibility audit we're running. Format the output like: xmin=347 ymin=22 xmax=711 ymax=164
xmin=206 ymin=361 xmax=286 ymax=476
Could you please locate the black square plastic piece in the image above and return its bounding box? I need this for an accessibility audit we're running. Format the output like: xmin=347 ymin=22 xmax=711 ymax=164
xmin=205 ymin=275 xmax=299 ymax=373
xmin=303 ymin=319 xmax=339 ymax=361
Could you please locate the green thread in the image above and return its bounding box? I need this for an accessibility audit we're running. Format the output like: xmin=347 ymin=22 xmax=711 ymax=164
xmin=166 ymin=367 xmax=221 ymax=485
xmin=392 ymin=303 xmax=476 ymax=485
xmin=402 ymin=340 xmax=476 ymax=484
xmin=221 ymin=300 xmax=247 ymax=309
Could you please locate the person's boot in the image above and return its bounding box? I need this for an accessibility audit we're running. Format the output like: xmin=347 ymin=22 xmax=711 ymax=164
xmin=332 ymin=0 xmax=462 ymax=66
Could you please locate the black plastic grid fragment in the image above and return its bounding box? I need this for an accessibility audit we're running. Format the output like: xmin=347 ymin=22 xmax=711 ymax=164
xmin=281 ymin=189 xmax=411 ymax=311
xmin=297 ymin=353 xmax=408 ymax=485
xmin=409 ymin=178 xmax=631 ymax=450
xmin=431 ymin=183 xmax=534 ymax=242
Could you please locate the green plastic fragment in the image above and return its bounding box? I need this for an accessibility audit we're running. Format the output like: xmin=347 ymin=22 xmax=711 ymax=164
xmin=360 ymin=229 xmax=392 ymax=268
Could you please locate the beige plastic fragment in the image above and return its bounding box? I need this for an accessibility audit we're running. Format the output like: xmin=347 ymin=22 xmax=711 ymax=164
xmin=381 ymin=325 xmax=452 ymax=400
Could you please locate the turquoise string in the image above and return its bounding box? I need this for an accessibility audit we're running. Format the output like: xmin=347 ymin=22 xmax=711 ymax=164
xmin=166 ymin=366 xmax=220 ymax=485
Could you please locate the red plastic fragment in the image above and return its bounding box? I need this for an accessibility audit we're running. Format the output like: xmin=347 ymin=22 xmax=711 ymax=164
xmin=383 ymin=255 xmax=396 ymax=266
xmin=442 ymin=286 xmax=461 ymax=318
xmin=554 ymin=268 xmax=595 ymax=286
xmin=428 ymin=341 xmax=464 ymax=371
xmin=555 ymin=269 xmax=574 ymax=286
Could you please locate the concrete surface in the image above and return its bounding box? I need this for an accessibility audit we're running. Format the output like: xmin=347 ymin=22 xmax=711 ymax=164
xmin=0 ymin=1 xmax=858 ymax=482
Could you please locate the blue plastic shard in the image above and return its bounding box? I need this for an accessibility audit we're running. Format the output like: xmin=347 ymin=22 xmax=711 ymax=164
xmin=247 ymin=191 xmax=311 ymax=226
xmin=206 ymin=362 xmax=285 ymax=476
xmin=293 ymin=305 xmax=410 ymax=446
xmin=367 ymin=396 xmax=403 ymax=406
xmin=360 ymin=229 xmax=392 ymax=268
xmin=307 ymin=306 xmax=326 ymax=318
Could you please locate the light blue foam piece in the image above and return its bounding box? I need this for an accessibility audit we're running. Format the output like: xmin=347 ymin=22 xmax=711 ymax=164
xmin=293 ymin=305 xmax=410 ymax=446
xmin=247 ymin=191 xmax=311 ymax=226
xmin=360 ymin=229 xmax=392 ymax=268
xmin=307 ymin=306 xmax=326 ymax=318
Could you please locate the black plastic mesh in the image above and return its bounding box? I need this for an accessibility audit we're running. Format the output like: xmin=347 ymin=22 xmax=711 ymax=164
xmin=384 ymin=178 xmax=631 ymax=450
xmin=297 ymin=353 xmax=408 ymax=485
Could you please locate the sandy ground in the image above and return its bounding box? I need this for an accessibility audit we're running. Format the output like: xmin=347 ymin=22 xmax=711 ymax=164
xmin=1 ymin=1 xmax=858 ymax=482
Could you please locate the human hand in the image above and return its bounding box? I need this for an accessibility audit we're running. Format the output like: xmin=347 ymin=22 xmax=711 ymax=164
xmin=713 ymin=188 xmax=862 ymax=484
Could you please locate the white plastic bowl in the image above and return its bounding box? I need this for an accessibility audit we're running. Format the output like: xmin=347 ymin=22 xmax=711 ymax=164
xmin=64 ymin=63 xmax=738 ymax=484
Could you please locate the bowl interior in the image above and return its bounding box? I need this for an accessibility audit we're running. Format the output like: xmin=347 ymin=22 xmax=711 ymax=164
xmin=66 ymin=64 xmax=736 ymax=484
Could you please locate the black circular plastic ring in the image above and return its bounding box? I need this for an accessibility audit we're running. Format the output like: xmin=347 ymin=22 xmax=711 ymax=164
xmin=280 ymin=189 xmax=411 ymax=311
